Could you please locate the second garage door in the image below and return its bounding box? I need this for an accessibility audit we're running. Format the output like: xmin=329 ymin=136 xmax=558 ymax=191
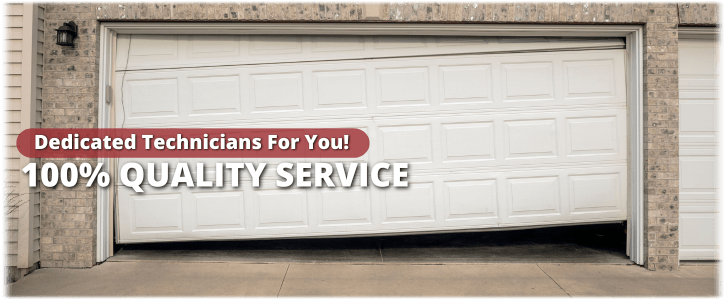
xmin=115 ymin=35 xmax=628 ymax=243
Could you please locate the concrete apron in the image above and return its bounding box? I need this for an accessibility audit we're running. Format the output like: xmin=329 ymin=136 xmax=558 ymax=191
xmin=7 ymin=262 xmax=718 ymax=296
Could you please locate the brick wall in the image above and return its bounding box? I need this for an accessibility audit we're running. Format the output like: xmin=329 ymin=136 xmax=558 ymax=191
xmin=40 ymin=4 xmax=99 ymax=268
xmin=39 ymin=2 xmax=718 ymax=271
xmin=643 ymin=4 xmax=681 ymax=272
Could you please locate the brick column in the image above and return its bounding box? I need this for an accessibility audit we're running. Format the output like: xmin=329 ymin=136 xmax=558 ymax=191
xmin=40 ymin=4 xmax=99 ymax=268
xmin=643 ymin=3 xmax=680 ymax=271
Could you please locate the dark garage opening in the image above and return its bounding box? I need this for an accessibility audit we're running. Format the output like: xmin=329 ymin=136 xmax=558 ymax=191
xmin=108 ymin=223 xmax=632 ymax=264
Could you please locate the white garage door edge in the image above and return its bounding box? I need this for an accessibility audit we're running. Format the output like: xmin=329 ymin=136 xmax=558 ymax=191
xmin=97 ymin=23 xmax=645 ymax=265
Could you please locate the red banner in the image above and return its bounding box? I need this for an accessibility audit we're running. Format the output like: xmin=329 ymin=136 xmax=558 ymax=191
xmin=17 ymin=128 xmax=369 ymax=158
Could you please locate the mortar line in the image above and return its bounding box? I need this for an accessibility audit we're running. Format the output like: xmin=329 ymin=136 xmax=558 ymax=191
xmin=536 ymin=263 xmax=571 ymax=298
xmin=277 ymin=264 xmax=290 ymax=297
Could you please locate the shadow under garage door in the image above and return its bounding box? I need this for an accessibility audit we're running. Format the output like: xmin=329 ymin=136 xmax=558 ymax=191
xmin=108 ymin=223 xmax=631 ymax=264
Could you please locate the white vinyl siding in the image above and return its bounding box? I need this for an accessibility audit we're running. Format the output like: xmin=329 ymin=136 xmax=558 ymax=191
xmin=4 ymin=3 xmax=42 ymax=268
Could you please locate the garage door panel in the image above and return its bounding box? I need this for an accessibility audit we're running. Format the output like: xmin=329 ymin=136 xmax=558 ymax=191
xmin=118 ymin=35 xmax=624 ymax=71
xmin=188 ymin=75 xmax=242 ymax=116
xmin=313 ymin=70 xmax=367 ymax=110
xmin=507 ymin=176 xmax=561 ymax=217
xmin=411 ymin=109 xmax=624 ymax=171
xmin=568 ymin=173 xmax=622 ymax=214
xmin=441 ymin=122 xmax=496 ymax=162
xmin=187 ymin=35 xmax=241 ymax=59
xmin=126 ymin=34 xmax=178 ymax=63
xmin=116 ymin=36 xmax=628 ymax=244
xmin=125 ymin=78 xmax=180 ymax=119
xmin=378 ymin=125 xmax=433 ymax=163
xmin=679 ymin=206 xmax=718 ymax=259
xmin=317 ymin=186 xmax=373 ymax=226
xmin=504 ymin=119 xmax=558 ymax=159
xmin=565 ymin=116 xmax=619 ymax=157
xmin=130 ymin=193 xmax=184 ymax=233
xmin=117 ymin=50 xmax=625 ymax=128
xmin=376 ymin=67 xmax=430 ymax=107
xmin=501 ymin=62 xmax=555 ymax=102
xmin=381 ymin=182 xmax=436 ymax=223
xmin=191 ymin=190 xmax=245 ymax=231
xmin=563 ymin=59 xmax=617 ymax=99
xmin=118 ymin=185 xmax=183 ymax=241
xmin=249 ymin=72 xmax=305 ymax=112
xmin=254 ymin=189 xmax=308 ymax=229
xmin=118 ymin=164 xmax=627 ymax=243
xmin=678 ymin=37 xmax=719 ymax=260
xmin=439 ymin=64 xmax=492 ymax=104
xmin=444 ymin=179 xmax=498 ymax=221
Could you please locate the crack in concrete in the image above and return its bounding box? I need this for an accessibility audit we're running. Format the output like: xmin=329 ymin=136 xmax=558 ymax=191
xmin=536 ymin=263 xmax=571 ymax=297
xmin=277 ymin=264 xmax=290 ymax=297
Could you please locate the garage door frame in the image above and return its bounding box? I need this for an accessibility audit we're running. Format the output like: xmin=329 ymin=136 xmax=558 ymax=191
xmin=96 ymin=23 xmax=645 ymax=265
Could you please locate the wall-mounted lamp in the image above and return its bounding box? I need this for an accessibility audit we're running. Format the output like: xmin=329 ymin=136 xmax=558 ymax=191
xmin=55 ymin=21 xmax=77 ymax=47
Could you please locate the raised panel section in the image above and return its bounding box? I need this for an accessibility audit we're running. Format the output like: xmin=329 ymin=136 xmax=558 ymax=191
xmin=189 ymin=76 xmax=241 ymax=115
xmin=681 ymin=102 xmax=716 ymax=132
xmin=680 ymin=157 xmax=716 ymax=189
xmin=501 ymin=62 xmax=554 ymax=101
xmin=563 ymin=60 xmax=615 ymax=99
xmin=192 ymin=191 xmax=244 ymax=230
xmin=249 ymin=36 xmax=302 ymax=55
xmin=382 ymin=183 xmax=435 ymax=223
xmin=439 ymin=65 xmax=491 ymax=104
xmin=376 ymin=68 xmax=429 ymax=106
xmin=566 ymin=117 xmax=618 ymax=156
xmin=442 ymin=122 xmax=495 ymax=162
xmin=679 ymin=39 xmax=718 ymax=75
xmin=132 ymin=194 xmax=183 ymax=233
xmin=313 ymin=70 xmax=366 ymax=109
xmin=568 ymin=173 xmax=620 ymax=214
xmin=379 ymin=125 xmax=432 ymax=163
xmin=256 ymin=190 xmax=307 ymax=228
xmin=444 ymin=180 xmax=497 ymax=220
xmin=127 ymin=35 xmax=178 ymax=62
xmin=319 ymin=188 xmax=371 ymax=226
xmin=681 ymin=215 xmax=717 ymax=247
xmin=504 ymin=119 xmax=557 ymax=159
xmin=507 ymin=177 xmax=560 ymax=217
xmin=250 ymin=73 xmax=303 ymax=112
xmin=189 ymin=35 xmax=239 ymax=56
xmin=127 ymin=78 xmax=179 ymax=118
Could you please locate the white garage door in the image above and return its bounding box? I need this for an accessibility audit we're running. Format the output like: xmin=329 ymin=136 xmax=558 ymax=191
xmin=114 ymin=35 xmax=628 ymax=243
xmin=678 ymin=36 xmax=719 ymax=260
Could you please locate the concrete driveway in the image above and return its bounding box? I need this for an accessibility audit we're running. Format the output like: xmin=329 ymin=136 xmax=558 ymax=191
xmin=7 ymin=262 xmax=718 ymax=296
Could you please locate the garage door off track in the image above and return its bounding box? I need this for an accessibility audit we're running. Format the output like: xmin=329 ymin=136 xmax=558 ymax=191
xmin=114 ymin=35 xmax=628 ymax=243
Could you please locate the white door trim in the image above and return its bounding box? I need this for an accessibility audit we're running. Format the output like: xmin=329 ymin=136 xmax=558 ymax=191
xmin=97 ymin=22 xmax=645 ymax=265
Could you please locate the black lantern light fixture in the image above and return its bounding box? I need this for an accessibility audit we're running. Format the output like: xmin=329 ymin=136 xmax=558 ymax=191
xmin=55 ymin=21 xmax=77 ymax=47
